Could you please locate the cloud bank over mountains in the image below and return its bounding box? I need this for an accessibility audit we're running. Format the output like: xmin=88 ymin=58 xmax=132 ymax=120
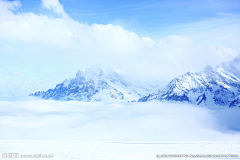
xmin=0 ymin=0 xmax=239 ymax=85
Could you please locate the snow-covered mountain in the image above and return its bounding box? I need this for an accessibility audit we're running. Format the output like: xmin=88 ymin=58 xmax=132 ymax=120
xmin=30 ymin=64 xmax=158 ymax=102
xmin=29 ymin=57 xmax=240 ymax=107
xmin=139 ymin=56 xmax=240 ymax=108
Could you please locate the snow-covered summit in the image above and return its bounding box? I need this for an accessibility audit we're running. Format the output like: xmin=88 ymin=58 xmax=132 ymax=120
xmin=204 ymin=65 xmax=214 ymax=72
xmin=74 ymin=64 xmax=129 ymax=86
xmin=30 ymin=64 xmax=158 ymax=102
xmin=139 ymin=56 xmax=240 ymax=108
xmin=216 ymin=55 xmax=240 ymax=79
xmin=29 ymin=57 xmax=240 ymax=107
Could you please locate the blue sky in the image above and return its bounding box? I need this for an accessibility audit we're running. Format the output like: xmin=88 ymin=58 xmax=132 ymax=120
xmin=13 ymin=0 xmax=240 ymax=38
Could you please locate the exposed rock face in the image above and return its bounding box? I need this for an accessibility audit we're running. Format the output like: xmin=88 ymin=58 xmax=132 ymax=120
xmin=30 ymin=64 xmax=157 ymax=102
xmin=229 ymin=95 xmax=240 ymax=108
xmin=139 ymin=56 xmax=240 ymax=108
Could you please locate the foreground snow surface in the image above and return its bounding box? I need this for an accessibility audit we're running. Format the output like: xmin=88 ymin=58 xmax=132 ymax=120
xmin=0 ymin=141 xmax=239 ymax=160
xmin=0 ymin=98 xmax=239 ymax=141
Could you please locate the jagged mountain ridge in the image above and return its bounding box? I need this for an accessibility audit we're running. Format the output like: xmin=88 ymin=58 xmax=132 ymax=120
xmin=139 ymin=56 xmax=240 ymax=107
xmin=30 ymin=57 xmax=240 ymax=107
xmin=30 ymin=64 xmax=158 ymax=102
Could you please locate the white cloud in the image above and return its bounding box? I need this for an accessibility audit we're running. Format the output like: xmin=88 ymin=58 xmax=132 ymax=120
xmin=0 ymin=0 xmax=21 ymax=21
xmin=41 ymin=0 xmax=67 ymax=17
xmin=209 ymin=45 xmax=239 ymax=59
xmin=0 ymin=0 xmax=239 ymax=93
xmin=0 ymin=0 xmax=21 ymax=11
xmin=0 ymin=100 xmax=239 ymax=140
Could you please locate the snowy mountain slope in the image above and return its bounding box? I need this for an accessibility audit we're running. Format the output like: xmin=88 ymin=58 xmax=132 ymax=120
xmin=30 ymin=64 xmax=158 ymax=102
xmin=139 ymin=56 xmax=240 ymax=107
xmin=217 ymin=56 xmax=240 ymax=79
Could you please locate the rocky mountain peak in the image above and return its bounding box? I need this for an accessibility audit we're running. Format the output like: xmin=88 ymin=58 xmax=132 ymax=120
xmin=204 ymin=65 xmax=214 ymax=73
xmin=138 ymin=56 xmax=240 ymax=108
xmin=29 ymin=64 xmax=157 ymax=102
